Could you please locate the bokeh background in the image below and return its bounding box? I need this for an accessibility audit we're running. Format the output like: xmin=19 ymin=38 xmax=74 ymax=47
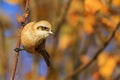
xmin=0 ymin=0 xmax=120 ymax=80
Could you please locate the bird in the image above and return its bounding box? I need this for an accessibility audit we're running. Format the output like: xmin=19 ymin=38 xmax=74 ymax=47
xmin=21 ymin=20 xmax=53 ymax=66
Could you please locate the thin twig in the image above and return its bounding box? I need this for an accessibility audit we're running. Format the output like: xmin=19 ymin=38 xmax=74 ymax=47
xmin=55 ymin=0 xmax=72 ymax=37
xmin=52 ymin=0 xmax=72 ymax=57
xmin=10 ymin=0 xmax=30 ymax=80
xmin=65 ymin=22 xmax=120 ymax=80
xmin=47 ymin=1 xmax=73 ymax=79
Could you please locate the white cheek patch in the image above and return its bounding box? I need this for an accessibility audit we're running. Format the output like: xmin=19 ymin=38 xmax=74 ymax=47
xmin=44 ymin=33 xmax=49 ymax=38
xmin=36 ymin=31 xmax=49 ymax=39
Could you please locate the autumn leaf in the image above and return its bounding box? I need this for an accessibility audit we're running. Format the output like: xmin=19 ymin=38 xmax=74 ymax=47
xmin=97 ymin=53 xmax=118 ymax=79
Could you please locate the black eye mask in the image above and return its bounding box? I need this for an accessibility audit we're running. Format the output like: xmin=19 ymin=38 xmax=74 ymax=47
xmin=37 ymin=26 xmax=49 ymax=31
xmin=41 ymin=26 xmax=48 ymax=30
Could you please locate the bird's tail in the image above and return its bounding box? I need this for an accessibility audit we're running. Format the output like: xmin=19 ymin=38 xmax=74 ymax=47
xmin=40 ymin=49 xmax=50 ymax=67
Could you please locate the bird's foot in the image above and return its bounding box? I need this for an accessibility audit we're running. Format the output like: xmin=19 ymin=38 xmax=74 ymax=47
xmin=14 ymin=48 xmax=24 ymax=52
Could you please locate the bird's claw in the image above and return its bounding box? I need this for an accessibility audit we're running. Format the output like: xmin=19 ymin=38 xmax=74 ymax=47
xmin=14 ymin=48 xmax=24 ymax=52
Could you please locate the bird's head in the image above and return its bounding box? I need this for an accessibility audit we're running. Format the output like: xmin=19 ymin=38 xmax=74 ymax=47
xmin=33 ymin=20 xmax=53 ymax=38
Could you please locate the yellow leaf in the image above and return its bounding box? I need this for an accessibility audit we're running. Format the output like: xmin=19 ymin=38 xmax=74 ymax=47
xmin=85 ymin=0 xmax=102 ymax=14
xmin=97 ymin=53 xmax=117 ymax=79
xmin=112 ymin=0 xmax=120 ymax=7
xmin=83 ymin=15 xmax=95 ymax=34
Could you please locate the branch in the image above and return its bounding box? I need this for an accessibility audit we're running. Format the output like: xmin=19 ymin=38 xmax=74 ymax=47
xmin=52 ymin=0 xmax=72 ymax=57
xmin=65 ymin=22 xmax=120 ymax=80
xmin=10 ymin=0 xmax=30 ymax=80
xmin=54 ymin=0 xmax=72 ymax=39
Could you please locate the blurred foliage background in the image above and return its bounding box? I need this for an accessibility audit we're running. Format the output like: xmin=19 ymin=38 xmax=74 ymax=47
xmin=0 ymin=0 xmax=120 ymax=80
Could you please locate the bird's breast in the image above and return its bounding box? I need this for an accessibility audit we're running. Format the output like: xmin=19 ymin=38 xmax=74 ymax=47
xmin=21 ymin=33 xmax=44 ymax=54
xmin=21 ymin=30 xmax=36 ymax=53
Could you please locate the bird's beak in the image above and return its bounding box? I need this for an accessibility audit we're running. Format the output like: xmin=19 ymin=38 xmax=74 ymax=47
xmin=49 ymin=31 xmax=53 ymax=35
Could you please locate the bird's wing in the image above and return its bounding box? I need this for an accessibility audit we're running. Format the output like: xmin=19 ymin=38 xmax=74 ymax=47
xmin=40 ymin=49 xmax=50 ymax=66
xmin=35 ymin=40 xmax=50 ymax=67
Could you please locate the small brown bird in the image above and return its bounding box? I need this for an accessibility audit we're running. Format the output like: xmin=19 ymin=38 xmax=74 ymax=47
xmin=21 ymin=20 xmax=53 ymax=66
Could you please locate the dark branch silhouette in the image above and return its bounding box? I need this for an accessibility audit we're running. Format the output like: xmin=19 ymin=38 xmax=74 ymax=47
xmin=65 ymin=22 xmax=120 ymax=80
xmin=52 ymin=0 xmax=73 ymax=58
xmin=55 ymin=0 xmax=72 ymax=37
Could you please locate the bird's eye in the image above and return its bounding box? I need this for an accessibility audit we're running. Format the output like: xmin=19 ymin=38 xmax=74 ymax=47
xmin=41 ymin=26 xmax=47 ymax=30
xmin=37 ymin=26 xmax=49 ymax=31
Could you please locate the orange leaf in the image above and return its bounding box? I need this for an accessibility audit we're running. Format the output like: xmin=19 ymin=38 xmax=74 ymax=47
xmin=85 ymin=0 xmax=102 ymax=14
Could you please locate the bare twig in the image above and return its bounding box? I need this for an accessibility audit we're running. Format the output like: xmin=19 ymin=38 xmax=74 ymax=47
xmin=47 ymin=1 xmax=73 ymax=79
xmin=65 ymin=22 xmax=120 ymax=80
xmin=55 ymin=0 xmax=72 ymax=37
xmin=10 ymin=0 xmax=30 ymax=80
xmin=52 ymin=0 xmax=72 ymax=57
